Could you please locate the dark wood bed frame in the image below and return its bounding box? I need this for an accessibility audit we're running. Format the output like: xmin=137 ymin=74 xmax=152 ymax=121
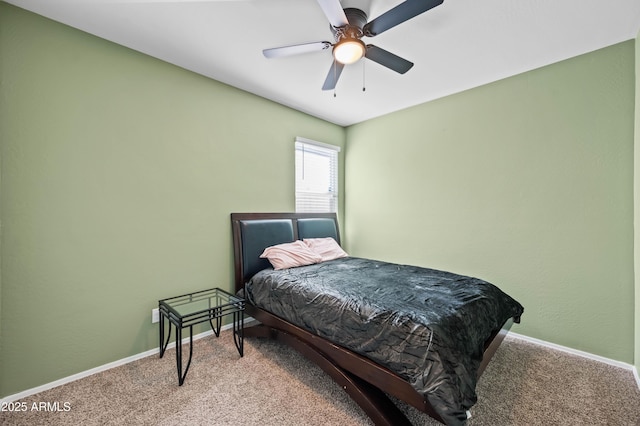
xmin=231 ymin=212 xmax=514 ymax=425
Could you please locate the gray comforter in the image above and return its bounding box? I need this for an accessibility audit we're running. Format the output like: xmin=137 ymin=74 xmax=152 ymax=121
xmin=245 ymin=257 xmax=524 ymax=425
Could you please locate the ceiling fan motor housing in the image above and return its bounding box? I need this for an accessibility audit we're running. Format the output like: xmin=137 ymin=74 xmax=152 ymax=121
xmin=330 ymin=8 xmax=368 ymax=42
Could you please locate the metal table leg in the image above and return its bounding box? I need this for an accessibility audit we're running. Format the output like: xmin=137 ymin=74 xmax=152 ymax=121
xmin=176 ymin=325 xmax=194 ymax=386
xmin=209 ymin=306 xmax=222 ymax=337
xmin=159 ymin=312 xmax=172 ymax=358
xmin=233 ymin=309 xmax=244 ymax=357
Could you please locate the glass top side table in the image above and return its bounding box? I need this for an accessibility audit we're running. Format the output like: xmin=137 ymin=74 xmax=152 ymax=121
xmin=159 ymin=287 xmax=244 ymax=385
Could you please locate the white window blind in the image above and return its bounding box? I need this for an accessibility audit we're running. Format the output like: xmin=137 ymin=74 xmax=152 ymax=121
xmin=295 ymin=137 xmax=340 ymax=213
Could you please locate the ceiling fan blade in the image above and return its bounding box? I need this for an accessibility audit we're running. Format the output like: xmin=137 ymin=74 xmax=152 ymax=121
xmin=365 ymin=45 xmax=413 ymax=74
xmin=363 ymin=0 xmax=444 ymax=37
xmin=316 ymin=0 xmax=349 ymax=28
xmin=263 ymin=41 xmax=332 ymax=59
xmin=322 ymin=61 xmax=345 ymax=91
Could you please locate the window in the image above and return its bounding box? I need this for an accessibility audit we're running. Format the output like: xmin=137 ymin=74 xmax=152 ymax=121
xmin=295 ymin=137 xmax=340 ymax=213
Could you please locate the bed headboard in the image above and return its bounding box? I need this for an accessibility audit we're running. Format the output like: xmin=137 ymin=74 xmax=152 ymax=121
xmin=231 ymin=213 xmax=341 ymax=294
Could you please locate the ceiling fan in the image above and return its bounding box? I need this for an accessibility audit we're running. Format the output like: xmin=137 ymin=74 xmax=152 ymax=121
xmin=263 ymin=0 xmax=444 ymax=91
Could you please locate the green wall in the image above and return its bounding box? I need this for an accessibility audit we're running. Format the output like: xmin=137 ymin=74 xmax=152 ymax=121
xmin=0 ymin=3 xmax=345 ymax=397
xmin=345 ymin=41 xmax=635 ymax=363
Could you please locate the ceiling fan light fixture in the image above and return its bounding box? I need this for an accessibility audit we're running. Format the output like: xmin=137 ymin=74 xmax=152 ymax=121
xmin=333 ymin=38 xmax=365 ymax=65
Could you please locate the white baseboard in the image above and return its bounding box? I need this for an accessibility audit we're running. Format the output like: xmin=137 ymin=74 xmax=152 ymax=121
xmin=2 ymin=326 xmax=638 ymax=402
xmin=508 ymin=332 xmax=637 ymax=372
xmin=0 ymin=324 xmax=230 ymax=404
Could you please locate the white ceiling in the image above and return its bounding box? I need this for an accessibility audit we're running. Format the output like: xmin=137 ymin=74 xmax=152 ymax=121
xmin=7 ymin=0 xmax=640 ymax=126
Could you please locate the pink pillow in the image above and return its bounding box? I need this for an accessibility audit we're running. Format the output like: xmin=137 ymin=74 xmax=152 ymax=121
xmin=303 ymin=237 xmax=348 ymax=262
xmin=260 ymin=240 xmax=323 ymax=270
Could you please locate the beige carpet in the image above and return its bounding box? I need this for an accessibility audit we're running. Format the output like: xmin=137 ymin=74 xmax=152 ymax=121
xmin=2 ymin=329 xmax=639 ymax=425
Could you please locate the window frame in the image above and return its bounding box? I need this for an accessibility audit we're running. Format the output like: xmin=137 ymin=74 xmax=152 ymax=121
xmin=294 ymin=137 xmax=340 ymax=213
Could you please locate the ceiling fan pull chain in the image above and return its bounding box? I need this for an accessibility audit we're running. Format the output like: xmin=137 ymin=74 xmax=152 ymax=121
xmin=362 ymin=58 xmax=366 ymax=92
xmin=333 ymin=59 xmax=338 ymax=97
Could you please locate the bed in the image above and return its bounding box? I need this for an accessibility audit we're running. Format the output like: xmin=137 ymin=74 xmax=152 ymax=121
xmin=231 ymin=212 xmax=523 ymax=426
